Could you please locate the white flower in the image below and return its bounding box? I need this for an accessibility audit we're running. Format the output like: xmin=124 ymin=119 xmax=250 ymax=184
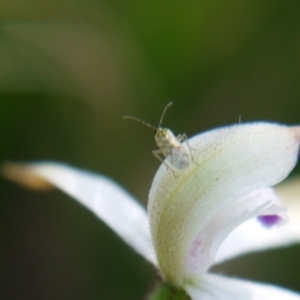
xmin=3 ymin=122 xmax=300 ymax=299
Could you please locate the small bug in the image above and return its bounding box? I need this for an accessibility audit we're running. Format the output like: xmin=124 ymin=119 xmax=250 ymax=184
xmin=124 ymin=102 xmax=195 ymax=173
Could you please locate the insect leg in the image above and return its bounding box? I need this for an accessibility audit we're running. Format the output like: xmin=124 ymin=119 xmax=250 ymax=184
xmin=176 ymin=133 xmax=199 ymax=166
xmin=152 ymin=149 xmax=177 ymax=177
xmin=176 ymin=133 xmax=186 ymax=143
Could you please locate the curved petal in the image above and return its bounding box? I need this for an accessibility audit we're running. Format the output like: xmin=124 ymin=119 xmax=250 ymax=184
xmin=185 ymin=187 xmax=287 ymax=275
xmin=2 ymin=162 xmax=156 ymax=264
xmin=185 ymin=273 xmax=300 ymax=300
xmin=148 ymin=123 xmax=300 ymax=285
xmin=214 ymin=176 xmax=300 ymax=265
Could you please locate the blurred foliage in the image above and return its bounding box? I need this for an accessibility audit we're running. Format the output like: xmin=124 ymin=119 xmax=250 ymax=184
xmin=0 ymin=0 xmax=300 ymax=299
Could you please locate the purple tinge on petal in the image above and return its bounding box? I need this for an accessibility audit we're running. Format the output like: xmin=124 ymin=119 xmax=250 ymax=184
xmin=190 ymin=232 xmax=202 ymax=257
xmin=257 ymin=215 xmax=282 ymax=227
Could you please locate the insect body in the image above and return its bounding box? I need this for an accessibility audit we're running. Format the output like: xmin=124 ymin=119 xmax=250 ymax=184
xmin=123 ymin=102 xmax=191 ymax=172
xmin=154 ymin=128 xmax=189 ymax=169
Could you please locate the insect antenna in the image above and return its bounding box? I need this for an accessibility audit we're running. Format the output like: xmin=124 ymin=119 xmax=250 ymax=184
xmin=158 ymin=102 xmax=173 ymax=128
xmin=123 ymin=115 xmax=156 ymax=132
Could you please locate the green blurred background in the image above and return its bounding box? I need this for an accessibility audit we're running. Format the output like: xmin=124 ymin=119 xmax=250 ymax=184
xmin=0 ymin=0 xmax=300 ymax=299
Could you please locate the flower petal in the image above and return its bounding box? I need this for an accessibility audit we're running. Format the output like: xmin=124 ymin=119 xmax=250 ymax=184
xmin=184 ymin=273 xmax=300 ymax=300
xmin=185 ymin=187 xmax=287 ymax=275
xmin=148 ymin=123 xmax=300 ymax=285
xmin=214 ymin=176 xmax=300 ymax=265
xmin=2 ymin=162 xmax=156 ymax=264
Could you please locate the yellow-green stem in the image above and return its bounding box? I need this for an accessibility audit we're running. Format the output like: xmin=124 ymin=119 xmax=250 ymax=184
xmin=147 ymin=283 xmax=190 ymax=300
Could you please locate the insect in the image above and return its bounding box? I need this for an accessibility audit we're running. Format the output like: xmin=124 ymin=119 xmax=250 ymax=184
xmin=123 ymin=102 xmax=195 ymax=173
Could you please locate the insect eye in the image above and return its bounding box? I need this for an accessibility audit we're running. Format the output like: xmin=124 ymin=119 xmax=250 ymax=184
xmin=157 ymin=129 xmax=167 ymax=137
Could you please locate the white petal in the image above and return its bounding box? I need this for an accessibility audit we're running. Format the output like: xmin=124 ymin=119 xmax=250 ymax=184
xmin=186 ymin=187 xmax=287 ymax=275
xmin=185 ymin=273 xmax=300 ymax=300
xmin=148 ymin=123 xmax=300 ymax=285
xmin=215 ymin=176 xmax=300 ymax=265
xmin=3 ymin=162 xmax=156 ymax=264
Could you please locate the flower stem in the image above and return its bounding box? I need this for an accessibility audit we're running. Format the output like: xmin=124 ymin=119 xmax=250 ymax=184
xmin=147 ymin=282 xmax=190 ymax=300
